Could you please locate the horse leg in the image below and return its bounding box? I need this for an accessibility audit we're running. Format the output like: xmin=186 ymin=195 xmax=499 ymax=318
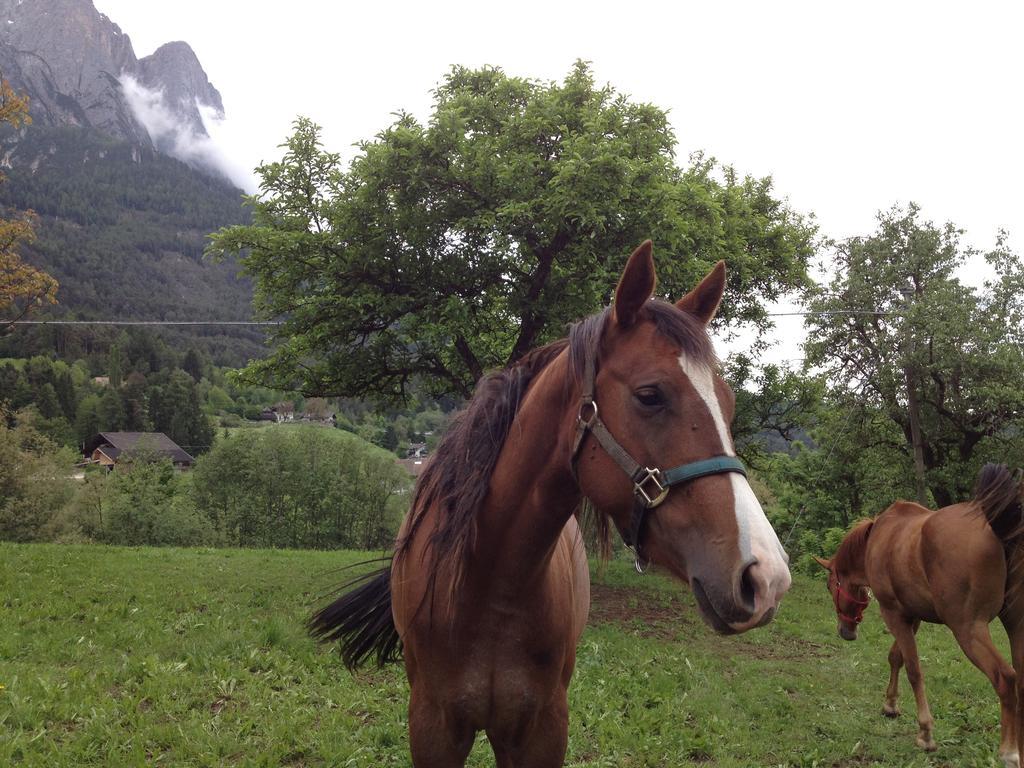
xmin=1002 ymin=612 xmax=1024 ymax=768
xmin=486 ymin=696 xmax=569 ymax=768
xmin=883 ymin=612 xmax=936 ymax=751
xmin=408 ymin=686 xmax=475 ymax=768
xmin=883 ymin=639 xmax=904 ymax=717
xmin=952 ymin=620 xmax=1018 ymax=767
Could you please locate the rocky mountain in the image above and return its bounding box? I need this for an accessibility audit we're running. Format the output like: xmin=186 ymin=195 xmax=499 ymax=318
xmin=137 ymin=41 xmax=224 ymax=148
xmin=0 ymin=0 xmax=223 ymax=160
xmin=0 ymin=0 xmax=261 ymax=365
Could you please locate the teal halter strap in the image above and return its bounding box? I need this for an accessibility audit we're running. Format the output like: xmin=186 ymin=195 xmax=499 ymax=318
xmin=661 ymin=456 xmax=747 ymax=487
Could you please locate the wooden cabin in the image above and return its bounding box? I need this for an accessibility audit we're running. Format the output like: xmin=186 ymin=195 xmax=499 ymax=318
xmin=83 ymin=432 xmax=195 ymax=470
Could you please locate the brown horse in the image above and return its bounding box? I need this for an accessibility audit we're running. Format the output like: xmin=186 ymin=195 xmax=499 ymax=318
xmin=816 ymin=464 xmax=1024 ymax=767
xmin=311 ymin=241 xmax=792 ymax=767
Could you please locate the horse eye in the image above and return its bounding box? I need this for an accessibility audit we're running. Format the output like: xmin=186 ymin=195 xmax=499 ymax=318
xmin=635 ymin=387 xmax=664 ymax=408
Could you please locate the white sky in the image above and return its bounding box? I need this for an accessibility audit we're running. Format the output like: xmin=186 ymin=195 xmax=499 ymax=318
xmin=93 ymin=0 xmax=1023 ymax=365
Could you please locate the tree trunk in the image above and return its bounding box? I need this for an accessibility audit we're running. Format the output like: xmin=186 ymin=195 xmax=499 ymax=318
xmin=507 ymin=229 xmax=572 ymax=364
xmin=903 ymin=364 xmax=928 ymax=506
xmin=454 ymin=336 xmax=484 ymax=382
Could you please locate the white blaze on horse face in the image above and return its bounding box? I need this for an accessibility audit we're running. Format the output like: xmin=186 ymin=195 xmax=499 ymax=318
xmin=677 ymin=354 xmax=792 ymax=603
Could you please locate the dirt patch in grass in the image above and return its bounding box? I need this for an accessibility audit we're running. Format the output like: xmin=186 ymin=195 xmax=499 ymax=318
xmin=589 ymin=583 xmax=837 ymax=662
xmin=721 ymin=634 xmax=835 ymax=661
xmin=588 ymin=583 xmax=694 ymax=638
xmin=210 ymin=697 xmax=230 ymax=715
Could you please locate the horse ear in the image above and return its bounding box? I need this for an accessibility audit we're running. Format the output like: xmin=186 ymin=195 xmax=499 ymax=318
xmin=813 ymin=555 xmax=832 ymax=572
xmin=613 ymin=240 xmax=656 ymax=327
xmin=676 ymin=261 xmax=726 ymax=325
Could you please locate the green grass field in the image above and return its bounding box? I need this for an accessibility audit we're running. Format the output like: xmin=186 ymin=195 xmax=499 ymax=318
xmin=0 ymin=544 xmax=1012 ymax=767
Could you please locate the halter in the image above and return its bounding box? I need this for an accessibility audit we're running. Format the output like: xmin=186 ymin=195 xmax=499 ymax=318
xmin=834 ymin=581 xmax=870 ymax=625
xmin=569 ymin=341 xmax=747 ymax=572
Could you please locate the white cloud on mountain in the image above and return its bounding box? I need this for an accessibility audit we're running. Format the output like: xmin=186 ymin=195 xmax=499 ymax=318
xmin=119 ymin=73 xmax=257 ymax=192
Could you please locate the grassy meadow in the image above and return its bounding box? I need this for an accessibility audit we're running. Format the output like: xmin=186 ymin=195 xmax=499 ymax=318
xmin=0 ymin=543 xmax=1013 ymax=767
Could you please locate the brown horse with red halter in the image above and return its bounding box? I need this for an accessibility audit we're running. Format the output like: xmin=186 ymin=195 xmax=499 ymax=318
xmin=817 ymin=464 xmax=1024 ymax=768
xmin=311 ymin=242 xmax=792 ymax=767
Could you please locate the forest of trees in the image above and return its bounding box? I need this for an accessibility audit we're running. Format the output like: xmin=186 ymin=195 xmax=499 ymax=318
xmin=1 ymin=337 xmax=215 ymax=453
xmin=0 ymin=323 xmax=450 ymax=549
xmin=0 ymin=125 xmax=262 ymax=366
xmin=0 ymin=325 xmax=454 ymax=456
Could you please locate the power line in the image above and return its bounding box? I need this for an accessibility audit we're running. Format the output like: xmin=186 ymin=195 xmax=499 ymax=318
xmin=3 ymin=310 xmax=892 ymax=326
xmin=766 ymin=310 xmax=892 ymax=317
xmin=4 ymin=320 xmax=282 ymax=326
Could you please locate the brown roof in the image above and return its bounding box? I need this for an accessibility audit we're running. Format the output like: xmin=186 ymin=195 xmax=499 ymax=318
xmin=83 ymin=432 xmax=195 ymax=465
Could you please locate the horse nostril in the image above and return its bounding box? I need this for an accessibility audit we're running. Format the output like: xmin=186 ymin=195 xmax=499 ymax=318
xmin=737 ymin=560 xmax=759 ymax=614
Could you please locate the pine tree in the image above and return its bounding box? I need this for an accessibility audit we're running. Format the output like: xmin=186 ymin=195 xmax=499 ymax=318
xmin=74 ymin=394 xmax=101 ymax=445
xmin=108 ymin=342 xmax=124 ymax=389
xmin=182 ymin=348 xmax=204 ymax=382
xmin=35 ymin=383 xmax=60 ymax=419
xmin=54 ymin=370 xmax=76 ymax=420
xmin=97 ymin=387 xmax=126 ymax=432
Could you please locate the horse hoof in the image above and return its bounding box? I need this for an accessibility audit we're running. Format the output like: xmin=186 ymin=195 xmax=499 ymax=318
xmin=916 ymin=735 xmax=937 ymax=752
xmin=999 ymin=751 xmax=1019 ymax=768
xmin=882 ymin=706 xmax=900 ymax=718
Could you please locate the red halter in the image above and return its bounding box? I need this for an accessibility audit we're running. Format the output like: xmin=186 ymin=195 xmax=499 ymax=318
xmin=834 ymin=581 xmax=870 ymax=625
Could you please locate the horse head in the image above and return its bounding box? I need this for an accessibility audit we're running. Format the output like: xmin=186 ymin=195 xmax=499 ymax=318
xmin=573 ymin=241 xmax=792 ymax=634
xmin=814 ymin=548 xmax=872 ymax=641
xmin=813 ymin=520 xmax=874 ymax=640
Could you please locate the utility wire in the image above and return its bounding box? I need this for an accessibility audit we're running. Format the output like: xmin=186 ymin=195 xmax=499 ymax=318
xmin=767 ymin=310 xmax=892 ymax=317
xmin=3 ymin=310 xmax=893 ymax=326
xmin=4 ymin=320 xmax=282 ymax=326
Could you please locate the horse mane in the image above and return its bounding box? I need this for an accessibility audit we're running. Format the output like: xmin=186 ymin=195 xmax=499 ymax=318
xmin=395 ymin=297 xmax=717 ymax=597
xmin=833 ymin=519 xmax=875 ymax=575
xmin=394 ymin=338 xmax=570 ymax=579
xmin=974 ymin=463 xmax=1024 ymax=542
xmin=970 ymin=464 xmax=1024 ymax=617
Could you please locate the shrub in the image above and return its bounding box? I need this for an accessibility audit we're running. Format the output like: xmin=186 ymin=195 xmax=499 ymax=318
xmin=0 ymin=411 xmax=78 ymax=541
xmin=191 ymin=425 xmax=410 ymax=549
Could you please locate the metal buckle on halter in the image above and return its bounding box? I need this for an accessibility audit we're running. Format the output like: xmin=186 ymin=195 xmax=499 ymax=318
xmin=634 ymin=467 xmax=669 ymax=507
xmin=629 ymin=545 xmax=649 ymax=574
xmin=577 ymin=399 xmax=598 ymax=426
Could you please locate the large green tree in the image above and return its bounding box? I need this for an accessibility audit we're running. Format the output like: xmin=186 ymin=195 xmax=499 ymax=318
xmin=803 ymin=204 xmax=1024 ymax=506
xmin=209 ymin=62 xmax=815 ymax=402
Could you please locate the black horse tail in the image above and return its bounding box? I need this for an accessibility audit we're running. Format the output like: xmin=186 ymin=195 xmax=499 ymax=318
xmin=308 ymin=562 xmax=402 ymax=671
xmin=975 ymin=463 xmax=1024 ymax=544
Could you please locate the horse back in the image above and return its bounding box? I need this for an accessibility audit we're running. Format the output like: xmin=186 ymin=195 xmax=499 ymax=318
xmin=867 ymin=501 xmax=1006 ymax=623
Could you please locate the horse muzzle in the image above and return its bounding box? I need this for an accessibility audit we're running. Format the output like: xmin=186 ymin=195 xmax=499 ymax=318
xmin=691 ymin=558 xmax=788 ymax=635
